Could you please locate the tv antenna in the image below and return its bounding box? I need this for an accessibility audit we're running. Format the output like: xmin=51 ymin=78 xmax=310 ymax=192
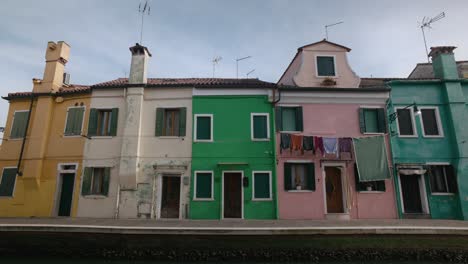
xmin=325 ymin=21 xmax=343 ymax=40
xmin=420 ymin=12 xmax=445 ymax=62
xmin=138 ymin=0 xmax=151 ymax=44
xmin=212 ymin=56 xmax=222 ymax=78
xmin=236 ymin=56 xmax=252 ymax=79
xmin=246 ymin=69 xmax=255 ymax=78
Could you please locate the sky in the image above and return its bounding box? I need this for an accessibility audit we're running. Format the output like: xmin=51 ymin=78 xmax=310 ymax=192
xmin=0 ymin=0 xmax=467 ymax=126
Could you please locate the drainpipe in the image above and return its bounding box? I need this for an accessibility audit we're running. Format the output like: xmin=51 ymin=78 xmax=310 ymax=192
xmin=271 ymin=85 xmax=281 ymax=219
xmin=16 ymin=94 xmax=35 ymax=176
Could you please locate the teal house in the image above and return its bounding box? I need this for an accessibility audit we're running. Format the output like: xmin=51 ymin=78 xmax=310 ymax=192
xmin=388 ymin=46 xmax=468 ymax=220
xmin=189 ymin=80 xmax=278 ymax=219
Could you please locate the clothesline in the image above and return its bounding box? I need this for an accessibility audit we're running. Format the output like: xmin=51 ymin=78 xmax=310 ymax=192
xmin=279 ymin=132 xmax=387 ymax=139
xmin=279 ymin=133 xmax=354 ymax=159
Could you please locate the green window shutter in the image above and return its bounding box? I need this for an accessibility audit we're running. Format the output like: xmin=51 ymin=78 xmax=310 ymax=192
xmin=178 ymin=107 xmax=187 ymax=137
xmin=87 ymin=109 xmax=98 ymax=137
xmin=254 ymin=173 xmax=270 ymax=199
xmin=196 ymin=173 xmax=212 ymax=198
xmin=376 ymin=181 xmax=386 ymax=192
xmin=377 ymin=108 xmax=387 ymax=133
xmin=196 ymin=116 xmax=211 ymax=140
xmin=446 ymin=165 xmax=458 ymax=193
xmin=284 ymin=163 xmax=292 ymax=190
xmin=306 ymin=163 xmax=315 ymax=191
xmin=0 ymin=168 xmax=17 ymax=197
xmin=295 ymin=107 xmax=303 ymax=131
xmin=155 ymin=108 xmax=164 ymax=136
xmin=317 ymin=56 xmax=336 ymax=76
xmin=275 ymin=107 xmax=282 ymax=131
xmin=253 ymin=115 xmax=268 ymax=139
xmin=102 ymin=168 xmax=111 ymax=196
xmin=64 ymin=108 xmax=77 ymax=135
xmin=109 ymin=108 xmax=119 ymax=137
xmin=10 ymin=111 xmax=29 ymax=139
xmin=359 ymin=108 xmax=366 ymax=134
xmin=81 ymin=167 xmax=92 ymax=196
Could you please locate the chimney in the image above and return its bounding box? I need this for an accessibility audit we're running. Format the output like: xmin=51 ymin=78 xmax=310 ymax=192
xmin=429 ymin=46 xmax=458 ymax=79
xmin=33 ymin=41 xmax=70 ymax=93
xmin=129 ymin=43 xmax=152 ymax=84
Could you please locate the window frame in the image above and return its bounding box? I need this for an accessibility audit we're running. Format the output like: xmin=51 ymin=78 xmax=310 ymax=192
xmin=284 ymin=160 xmax=315 ymax=192
xmin=419 ymin=106 xmax=444 ymax=138
xmin=428 ymin=164 xmax=456 ymax=195
xmin=0 ymin=167 xmax=17 ymax=198
xmin=278 ymin=105 xmax=301 ymax=133
xmin=89 ymin=168 xmax=106 ymax=196
xmin=9 ymin=110 xmax=30 ymax=140
xmin=395 ymin=106 xmax=418 ymax=138
xmin=95 ymin=109 xmax=113 ymax=137
xmin=193 ymin=171 xmax=214 ymax=201
xmin=252 ymin=171 xmax=272 ymax=201
xmin=360 ymin=106 xmax=386 ymax=135
xmin=251 ymin=113 xmax=270 ymax=141
xmin=194 ymin=114 xmax=213 ymax=142
xmin=315 ymin=55 xmax=337 ymax=77
xmin=63 ymin=106 xmax=86 ymax=137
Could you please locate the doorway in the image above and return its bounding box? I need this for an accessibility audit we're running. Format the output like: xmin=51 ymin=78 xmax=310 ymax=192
xmin=160 ymin=175 xmax=181 ymax=218
xmin=58 ymin=173 xmax=75 ymax=217
xmin=400 ymin=174 xmax=424 ymax=213
xmin=223 ymin=172 xmax=243 ymax=219
xmin=325 ymin=166 xmax=345 ymax=213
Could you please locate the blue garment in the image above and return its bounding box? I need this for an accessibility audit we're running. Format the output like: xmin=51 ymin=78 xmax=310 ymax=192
xmin=280 ymin=133 xmax=291 ymax=153
xmin=323 ymin=137 xmax=339 ymax=158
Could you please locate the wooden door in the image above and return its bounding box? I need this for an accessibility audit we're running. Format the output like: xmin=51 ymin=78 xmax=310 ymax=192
xmin=325 ymin=167 xmax=344 ymax=213
xmin=401 ymin=174 xmax=423 ymax=213
xmin=224 ymin=172 xmax=242 ymax=218
xmin=160 ymin=176 xmax=181 ymax=218
xmin=58 ymin=173 xmax=75 ymax=217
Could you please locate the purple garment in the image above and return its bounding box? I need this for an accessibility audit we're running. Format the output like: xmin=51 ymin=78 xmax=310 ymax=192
xmin=339 ymin=137 xmax=353 ymax=159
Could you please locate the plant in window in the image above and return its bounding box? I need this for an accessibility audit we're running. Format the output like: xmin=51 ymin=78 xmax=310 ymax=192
xmin=321 ymin=77 xmax=337 ymax=86
xmin=294 ymin=174 xmax=303 ymax=190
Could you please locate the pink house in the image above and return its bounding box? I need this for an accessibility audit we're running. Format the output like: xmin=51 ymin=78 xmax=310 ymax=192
xmin=275 ymin=40 xmax=397 ymax=220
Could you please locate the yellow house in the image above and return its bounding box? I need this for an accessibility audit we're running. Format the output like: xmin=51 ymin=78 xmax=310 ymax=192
xmin=0 ymin=41 xmax=90 ymax=217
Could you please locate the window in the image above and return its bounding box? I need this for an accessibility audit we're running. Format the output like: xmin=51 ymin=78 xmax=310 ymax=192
xmin=194 ymin=114 xmax=213 ymax=141
xmin=87 ymin=108 xmax=119 ymax=137
xmin=316 ymin=56 xmax=336 ymax=77
xmin=253 ymin=172 xmax=272 ymax=200
xmin=420 ymin=108 xmax=443 ymax=137
xmin=359 ymin=108 xmax=387 ymax=134
xmin=275 ymin=107 xmax=303 ymax=132
xmin=194 ymin=171 xmax=213 ymax=200
xmin=251 ymin=113 xmax=270 ymax=140
xmin=354 ymin=164 xmax=385 ymax=192
xmin=0 ymin=168 xmax=17 ymax=197
xmin=429 ymin=165 xmax=457 ymax=194
xmin=284 ymin=163 xmax=315 ymax=191
xmin=64 ymin=107 xmax=85 ymax=136
xmin=10 ymin=111 xmax=29 ymax=139
xmin=81 ymin=167 xmax=110 ymax=196
xmin=155 ymin=107 xmax=187 ymax=137
xmin=396 ymin=108 xmax=416 ymax=136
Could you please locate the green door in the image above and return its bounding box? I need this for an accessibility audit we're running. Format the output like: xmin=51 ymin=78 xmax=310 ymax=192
xmin=58 ymin=173 xmax=75 ymax=217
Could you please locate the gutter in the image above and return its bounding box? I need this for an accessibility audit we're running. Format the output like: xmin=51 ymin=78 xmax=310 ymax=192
xmin=16 ymin=94 xmax=34 ymax=176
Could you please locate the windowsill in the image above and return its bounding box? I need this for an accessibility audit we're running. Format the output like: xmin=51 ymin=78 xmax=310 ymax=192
xmin=279 ymin=131 xmax=301 ymax=134
xmin=286 ymin=190 xmax=314 ymax=193
xmin=252 ymin=198 xmax=273 ymax=201
xmin=82 ymin=195 xmax=108 ymax=199
xmin=358 ymin=191 xmax=386 ymax=194
xmin=0 ymin=196 xmax=14 ymax=199
xmin=157 ymin=136 xmax=185 ymax=139
xmin=422 ymin=135 xmax=444 ymax=138
xmin=194 ymin=140 xmax=213 ymax=143
xmin=91 ymin=136 xmax=113 ymax=139
xmin=431 ymin=192 xmax=456 ymax=196
xmin=8 ymin=138 xmax=23 ymax=141
xmin=252 ymin=138 xmax=270 ymax=141
xmin=363 ymin=132 xmax=386 ymax=135
xmin=398 ymin=135 xmax=418 ymax=138
xmin=316 ymin=75 xmax=337 ymax=78
xmin=63 ymin=135 xmax=83 ymax=138
xmin=193 ymin=198 xmax=214 ymax=201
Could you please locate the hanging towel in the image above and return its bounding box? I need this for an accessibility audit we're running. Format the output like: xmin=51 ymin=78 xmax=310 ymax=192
xmin=323 ymin=137 xmax=339 ymax=158
xmin=290 ymin=134 xmax=303 ymax=153
xmin=353 ymin=136 xmax=391 ymax=182
xmin=280 ymin=133 xmax=291 ymax=154
xmin=339 ymin=137 xmax=353 ymax=159
xmin=314 ymin=137 xmax=324 ymax=156
xmin=303 ymin=136 xmax=315 ymax=153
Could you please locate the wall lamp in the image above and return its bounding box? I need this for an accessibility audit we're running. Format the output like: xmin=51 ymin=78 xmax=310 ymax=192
xmin=389 ymin=102 xmax=421 ymax=123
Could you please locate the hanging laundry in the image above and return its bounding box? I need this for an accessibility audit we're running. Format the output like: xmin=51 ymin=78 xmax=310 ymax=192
xmin=323 ymin=137 xmax=339 ymax=158
xmin=339 ymin=137 xmax=353 ymax=159
xmin=290 ymin=134 xmax=303 ymax=153
xmin=280 ymin=133 xmax=291 ymax=154
xmin=302 ymin=136 xmax=315 ymax=153
xmin=314 ymin=137 xmax=324 ymax=156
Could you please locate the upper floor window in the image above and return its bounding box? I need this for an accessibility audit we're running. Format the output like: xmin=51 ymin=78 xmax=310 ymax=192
xmin=155 ymin=107 xmax=187 ymax=137
xmin=396 ymin=108 xmax=417 ymax=137
xmin=428 ymin=165 xmax=457 ymax=194
xmin=275 ymin=106 xmax=303 ymax=132
xmin=251 ymin=113 xmax=270 ymax=141
xmin=420 ymin=108 xmax=443 ymax=137
xmin=194 ymin=114 xmax=213 ymax=142
xmin=88 ymin=108 xmax=119 ymax=137
xmin=64 ymin=107 xmax=85 ymax=136
xmin=316 ymin=56 xmax=336 ymax=77
xmin=10 ymin=111 xmax=29 ymax=139
xmin=359 ymin=108 xmax=387 ymax=134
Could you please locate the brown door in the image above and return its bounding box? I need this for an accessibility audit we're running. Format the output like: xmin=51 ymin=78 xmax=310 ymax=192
xmin=325 ymin=167 xmax=344 ymax=213
xmin=223 ymin=172 xmax=242 ymax=218
xmin=160 ymin=176 xmax=181 ymax=218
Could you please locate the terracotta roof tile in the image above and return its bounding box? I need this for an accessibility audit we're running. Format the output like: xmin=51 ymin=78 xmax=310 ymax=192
xmin=92 ymin=78 xmax=276 ymax=88
xmin=4 ymin=84 xmax=90 ymax=99
xmin=408 ymin=61 xmax=468 ymax=79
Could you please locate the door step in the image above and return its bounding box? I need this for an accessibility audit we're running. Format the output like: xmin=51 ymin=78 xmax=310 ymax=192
xmin=402 ymin=213 xmax=431 ymax=219
xmin=326 ymin=213 xmax=350 ymax=220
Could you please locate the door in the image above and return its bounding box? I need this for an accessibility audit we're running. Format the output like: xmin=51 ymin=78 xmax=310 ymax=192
xmin=325 ymin=167 xmax=344 ymax=213
xmin=400 ymin=174 xmax=423 ymax=213
xmin=160 ymin=176 xmax=181 ymax=218
xmin=58 ymin=173 xmax=75 ymax=217
xmin=223 ymin=172 xmax=242 ymax=218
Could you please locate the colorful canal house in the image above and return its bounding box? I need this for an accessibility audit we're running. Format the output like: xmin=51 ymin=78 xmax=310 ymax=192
xmin=276 ymin=39 xmax=398 ymax=220
xmin=0 ymin=41 xmax=90 ymax=217
xmin=189 ymin=82 xmax=277 ymax=219
xmin=388 ymin=46 xmax=468 ymax=220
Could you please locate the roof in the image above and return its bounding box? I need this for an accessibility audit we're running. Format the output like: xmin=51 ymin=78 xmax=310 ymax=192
xmin=4 ymin=84 xmax=90 ymax=100
xmin=92 ymin=78 xmax=276 ymax=88
xmin=408 ymin=61 xmax=468 ymax=79
xmin=299 ymin=39 xmax=352 ymax=52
